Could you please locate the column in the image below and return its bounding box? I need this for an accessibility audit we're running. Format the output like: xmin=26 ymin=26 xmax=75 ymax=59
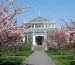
xmin=44 ymin=25 xmax=45 ymax=28
xmin=33 ymin=35 xmax=36 ymax=46
xmin=34 ymin=24 xmax=35 ymax=28
xmin=23 ymin=37 xmax=25 ymax=42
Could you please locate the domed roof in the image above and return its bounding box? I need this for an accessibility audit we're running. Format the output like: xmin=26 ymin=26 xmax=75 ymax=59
xmin=29 ymin=17 xmax=49 ymax=22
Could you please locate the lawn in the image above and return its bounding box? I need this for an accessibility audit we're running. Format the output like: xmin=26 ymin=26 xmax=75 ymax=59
xmin=46 ymin=48 xmax=74 ymax=65
xmin=0 ymin=44 xmax=33 ymax=65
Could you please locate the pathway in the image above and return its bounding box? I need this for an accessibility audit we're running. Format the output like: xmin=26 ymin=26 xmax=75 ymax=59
xmin=21 ymin=51 xmax=55 ymax=65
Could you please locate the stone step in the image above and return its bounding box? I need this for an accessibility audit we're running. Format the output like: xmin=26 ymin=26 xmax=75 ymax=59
xmin=34 ymin=45 xmax=45 ymax=51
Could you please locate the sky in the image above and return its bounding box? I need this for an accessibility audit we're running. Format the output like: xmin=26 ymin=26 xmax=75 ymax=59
xmin=3 ymin=0 xmax=75 ymax=27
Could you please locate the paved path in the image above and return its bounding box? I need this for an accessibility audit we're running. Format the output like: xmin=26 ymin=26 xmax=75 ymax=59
xmin=22 ymin=51 xmax=55 ymax=65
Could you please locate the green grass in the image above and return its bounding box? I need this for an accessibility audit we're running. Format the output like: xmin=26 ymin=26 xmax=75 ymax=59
xmin=0 ymin=56 xmax=26 ymax=64
xmin=46 ymin=49 xmax=74 ymax=65
xmin=0 ymin=44 xmax=33 ymax=65
xmin=54 ymin=59 xmax=70 ymax=65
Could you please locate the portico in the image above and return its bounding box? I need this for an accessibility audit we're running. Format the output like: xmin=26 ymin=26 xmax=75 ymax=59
xmin=33 ymin=34 xmax=46 ymax=46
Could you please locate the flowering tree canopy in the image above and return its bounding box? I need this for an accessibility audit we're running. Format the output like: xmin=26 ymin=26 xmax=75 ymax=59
xmin=64 ymin=18 xmax=75 ymax=48
xmin=46 ymin=29 xmax=66 ymax=49
xmin=0 ymin=0 xmax=31 ymax=51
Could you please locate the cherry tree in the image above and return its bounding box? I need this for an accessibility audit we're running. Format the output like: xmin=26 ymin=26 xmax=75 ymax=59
xmin=46 ymin=29 xmax=66 ymax=50
xmin=0 ymin=0 xmax=31 ymax=51
xmin=64 ymin=18 xmax=75 ymax=49
xmin=61 ymin=18 xmax=75 ymax=57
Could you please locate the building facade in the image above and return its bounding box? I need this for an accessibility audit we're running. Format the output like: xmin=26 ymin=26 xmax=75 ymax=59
xmin=24 ymin=17 xmax=57 ymax=50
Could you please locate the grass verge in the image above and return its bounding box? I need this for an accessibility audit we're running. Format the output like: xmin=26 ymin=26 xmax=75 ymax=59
xmin=46 ymin=49 xmax=74 ymax=65
xmin=0 ymin=44 xmax=33 ymax=65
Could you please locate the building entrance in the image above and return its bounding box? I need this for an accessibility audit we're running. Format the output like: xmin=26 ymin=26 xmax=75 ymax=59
xmin=36 ymin=36 xmax=44 ymax=45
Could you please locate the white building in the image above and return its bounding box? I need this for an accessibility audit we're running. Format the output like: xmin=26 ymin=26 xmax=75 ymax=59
xmin=24 ymin=17 xmax=57 ymax=50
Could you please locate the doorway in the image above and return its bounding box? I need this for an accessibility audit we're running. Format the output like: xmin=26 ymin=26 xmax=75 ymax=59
xmin=36 ymin=36 xmax=44 ymax=45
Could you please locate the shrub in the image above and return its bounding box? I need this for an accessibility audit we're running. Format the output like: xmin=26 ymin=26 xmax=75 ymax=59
xmin=0 ymin=61 xmax=21 ymax=65
xmin=70 ymin=60 xmax=75 ymax=65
